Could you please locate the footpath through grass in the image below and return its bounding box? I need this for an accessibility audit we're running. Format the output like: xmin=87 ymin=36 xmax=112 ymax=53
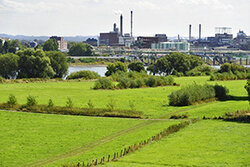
xmin=0 ymin=111 xmax=180 ymax=167
xmin=0 ymin=76 xmax=248 ymax=118
xmin=106 ymin=120 xmax=250 ymax=167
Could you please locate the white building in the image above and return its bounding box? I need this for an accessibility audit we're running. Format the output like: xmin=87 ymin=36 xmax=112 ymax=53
xmin=152 ymin=41 xmax=190 ymax=51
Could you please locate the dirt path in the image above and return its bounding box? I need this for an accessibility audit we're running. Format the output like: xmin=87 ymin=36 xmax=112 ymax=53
xmin=24 ymin=119 xmax=160 ymax=167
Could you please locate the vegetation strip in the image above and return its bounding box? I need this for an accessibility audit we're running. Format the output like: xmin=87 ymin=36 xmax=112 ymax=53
xmin=0 ymin=103 xmax=142 ymax=119
xmin=63 ymin=119 xmax=199 ymax=167
xmin=24 ymin=120 xmax=160 ymax=167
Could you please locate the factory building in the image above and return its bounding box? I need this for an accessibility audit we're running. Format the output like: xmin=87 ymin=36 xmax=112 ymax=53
xmin=152 ymin=42 xmax=190 ymax=51
xmin=99 ymin=32 xmax=119 ymax=46
xmin=50 ymin=36 xmax=67 ymax=51
xmin=136 ymin=34 xmax=167 ymax=48
xmin=99 ymin=11 xmax=134 ymax=47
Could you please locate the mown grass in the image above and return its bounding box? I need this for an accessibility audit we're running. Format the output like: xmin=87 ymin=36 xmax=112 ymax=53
xmin=46 ymin=120 xmax=181 ymax=167
xmin=0 ymin=76 xmax=248 ymax=118
xmin=0 ymin=110 xmax=180 ymax=167
xmin=0 ymin=111 xmax=142 ymax=167
xmin=106 ymin=120 xmax=250 ymax=167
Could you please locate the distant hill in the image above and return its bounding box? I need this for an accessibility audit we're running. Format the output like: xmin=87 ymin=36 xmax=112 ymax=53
xmin=0 ymin=34 xmax=98 ymax=42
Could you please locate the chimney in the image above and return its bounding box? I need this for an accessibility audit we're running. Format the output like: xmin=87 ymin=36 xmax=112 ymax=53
xmin=113 ymin=23 xmax=117 ymax=32
xmin=131 ymin=11 xmax=133 ymax=37
xmin=189 ymin=24 xmax=192 ymax=41
xmin=199 ymin=24 xmax=201 ymax=42
xmin=120 ymin=14 xmax=123 ymax=36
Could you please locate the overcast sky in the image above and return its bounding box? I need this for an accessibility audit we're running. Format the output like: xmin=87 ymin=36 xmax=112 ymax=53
xmin=0 ymin=0 xmax=249 ymax=38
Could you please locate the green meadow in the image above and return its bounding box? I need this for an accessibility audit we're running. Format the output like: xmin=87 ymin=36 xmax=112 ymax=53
xmin=0 ymin=76 xmax=248 ymax=118
xmin=0 ymin=76 xmax=249 ymax=166
xmin=106 ymin=120 xmax=250 ymax=167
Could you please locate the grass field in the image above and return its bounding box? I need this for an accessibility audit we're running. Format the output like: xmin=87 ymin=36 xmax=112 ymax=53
xmin=0 ymin=76 xmax=249 ymax=167
xmin=0 ymin=77 xmax=248 ymax=118
xmin=0 ymin=110 xmax=180 ymax=167
xmin=106 ymin=120 xmax=250 ymax=167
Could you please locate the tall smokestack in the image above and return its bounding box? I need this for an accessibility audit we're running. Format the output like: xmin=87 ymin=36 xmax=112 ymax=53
xmin=113 ymin=23 xmax=117 ymax=32
xmin=131 ymin=11 xmax=133 ymax=37
xmin=199 ymin=24 xmax=201 ymax=42
xmin=120 ymin=14 xmax=123 ymax=36
xmin=189 ymin=24 xmax=192 ymax=41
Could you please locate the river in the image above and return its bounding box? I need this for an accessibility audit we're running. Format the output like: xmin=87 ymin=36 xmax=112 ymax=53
xmin=68 ymin=65 xmax=107 ymax=77
xmin=67 ymin=65 xmax=250 ymax=77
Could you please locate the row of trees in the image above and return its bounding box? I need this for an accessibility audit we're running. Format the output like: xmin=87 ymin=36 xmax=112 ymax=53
xmin=147 ymin=53 xmax=203 ymax=76
xmin=0 ymin=49 xmax=68 ymax=79
xmin=0 ymin=38 xmax=94 ymax=56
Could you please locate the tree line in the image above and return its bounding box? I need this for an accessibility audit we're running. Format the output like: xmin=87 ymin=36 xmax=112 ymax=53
xmin=0 ymin=38 xmax=94 ymax=56
xmin=0 ymin=49 xmax=68 ymax=79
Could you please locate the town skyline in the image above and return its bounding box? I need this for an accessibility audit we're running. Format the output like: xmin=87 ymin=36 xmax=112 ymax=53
xmin=0 ymin=0 xmax=249 ymax=37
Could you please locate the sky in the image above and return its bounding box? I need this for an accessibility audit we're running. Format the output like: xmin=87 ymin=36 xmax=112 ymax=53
xmin=0 ymin=0 xmax=249 ymax=38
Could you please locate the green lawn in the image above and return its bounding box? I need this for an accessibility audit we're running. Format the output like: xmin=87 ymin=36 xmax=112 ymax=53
xmin=106 ymin=120 xmax=250 ymax=167
xmin=0 ymin=77 xmax=248 ymax=118
xmin=0 ymin=110 xmax=180 ymax=167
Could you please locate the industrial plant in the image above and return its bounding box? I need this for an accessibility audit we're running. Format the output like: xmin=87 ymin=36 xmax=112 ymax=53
xmin=98 ymin=11 xmax=250 ymax=52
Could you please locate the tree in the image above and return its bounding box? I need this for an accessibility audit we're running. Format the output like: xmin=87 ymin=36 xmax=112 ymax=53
xmin=17 ymin=49 xmax=54 ymax=78
xmin=147 ymin=53 xmax=203 ymax=76
xmin=105 ymin=62 xmax=127 ymax=76
xmin=0 ymin=53 xmax=19 ymax=79
xmin=0 ymin=39 xmax=4 ymax=54
xmin=43 ymin=39 xmax=59 ymax=51
xmin=128 ymin=62 xmax=145 ymax=72
xmin=3 ymin=40 xmax=10 ymax=53
xmin=46 ymin=51 xmax=68 ymax=78
xmin=68 ymin=43 xmax=93 ymax=56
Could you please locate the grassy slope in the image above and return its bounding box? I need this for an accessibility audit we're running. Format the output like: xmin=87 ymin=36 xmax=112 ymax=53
xmin=106 ymin=120 xmax=250 ymax=167
xmin=0 ymin=111 xmax=144 ymax=167
xmin=46 ymin=120 xmax=180 ymax=167
xmin=0 ymin=111 xmax=180 ymax=167
xmin=0 ymin=77 xmax=248 ymax=118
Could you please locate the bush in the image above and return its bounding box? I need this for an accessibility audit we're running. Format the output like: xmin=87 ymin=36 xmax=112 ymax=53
xmin=26 ymin=95 xmax=38 ymax=106
xmin=146 ymin=76 xmax=157 ymax=87
xmin=87 ymin=99 xmax=94 ymax=109
xmin=7 ymin=94 xmax=17 ymax=106
xmin=93 ymin=78 xmax=114 ymax=89
xmin=169 ymin=84 xmax=223 ymax=106
xmin=66 ymin=70 xmax=100 ymax=80
xmin=0 ymin=76 xmax=6 ymax=83
xmin=106 ymin=98 xmax=116 ymax=111
xmin=214 ymin=84 xmax=229 ymax=99
xmin=48 ymin=99 xmax=54 ymax=107
xmin=66 ymin=97 xmax=73 ymax=108
xmin=117 ymin=77 xmax=131 ymax=89
xmin=245 ymin=80 xmax=250 ymax=102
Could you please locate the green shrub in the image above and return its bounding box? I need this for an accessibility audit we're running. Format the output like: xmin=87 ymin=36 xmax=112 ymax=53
xmin=135 ymin=78 xmax=145 ymax=88
xmin=26 ymin=95 xmax=38 ymax=106
xmin=87 ymin=99 xmax=94 ymax=109
xmin=66 ymin=97 xmax=73 ymax=108
xmin=66 ymin=70 xmax=100 ymax=80
xmin=48 ymin=99 xmax=54 ymax=107
xmin=117 ymin=77 xmax=131 ymax=89
xmin=106 ymin=98 xmax=116 ymax=111
xmin=169 ymin=84 xmax=219 ymax=106
xmin=245 ymin=80 xmax=250 ymax=102
xmin=7 ymin=94 xmax=17 ymax=106
xmin=214 ymin=84 xmax=229 ymax=99
xmin=93 ymin=78 xmax=114 ymax=89
xmin=146 ymin=76 xmax=157 ymax=87
xmin=0 ymin=77 xmax=6 ymax=83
